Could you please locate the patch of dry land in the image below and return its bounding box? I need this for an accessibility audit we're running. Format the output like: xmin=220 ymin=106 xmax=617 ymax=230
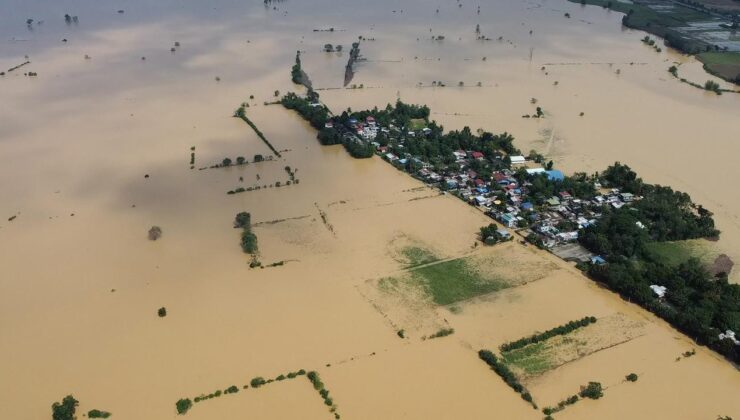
xmin=0 ymin=0 xmax=738 ymax=419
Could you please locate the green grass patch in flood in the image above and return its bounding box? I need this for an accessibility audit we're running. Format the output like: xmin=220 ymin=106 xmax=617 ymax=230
xmin=400 ymin=246 xmax=439 ymax=268
xmin=501 ymin=342 xmax=554 ymax=376
xmin=410 ymin=258 xmax=507 ymax=305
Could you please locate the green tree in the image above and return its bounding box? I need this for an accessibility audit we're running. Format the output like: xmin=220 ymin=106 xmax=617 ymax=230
xmin=52 ymin=395 xmax=78 ymax=420
xmin=176 ymin=398 xmax=192 ymax=415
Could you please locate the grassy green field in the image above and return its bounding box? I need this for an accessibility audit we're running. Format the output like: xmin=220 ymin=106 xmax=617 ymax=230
xmin=409 ymin=118 xmax=427 ymax=131
xmin=410 ymin=258 xmax=507 ymax=305
xmin=501 ymin=342 xmax=554 ymax=376
xmin=644 ymin=239 xmax=718 ymax=267
xmin=697 ymin=52 xmax=740 ymax=83
xmin=400 ymin=246 xmax=439 ymax=268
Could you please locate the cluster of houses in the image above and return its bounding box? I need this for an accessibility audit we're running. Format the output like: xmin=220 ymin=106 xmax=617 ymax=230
xmin=329 ymin=112 xmax=643 ymax=262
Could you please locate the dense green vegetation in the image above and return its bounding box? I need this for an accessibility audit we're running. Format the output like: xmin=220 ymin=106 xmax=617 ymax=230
xmin=158 ymin=307 xmax=167 ymax=317
xmin=579 ymin=381 xmax=603 ymax=399
xmin=514 ymin=170 xmax=596 ymax=204
xmin=52 ymin=395 xmax=78 ymax=420
xmin=478 ymin=350 xmax=535 ymax=407
xmin=576 ymin=163 xmax=738 ymax=363
xmin=176 ymin=398 xmax=192 ymax=415
xmin=500 ymin=316 xmax=597 ymax=352
xmin=88 ymin=409 xmax=112 ymax=418
xmin=234 ymin=212 xmax=259 ymax=255
xmin=626 ymin=373 xmax=639 ymax=382
xmin=411 ymin=258 xmax=507 ymax=305
xmin=480 ymin=223 xmax=505 ymax=244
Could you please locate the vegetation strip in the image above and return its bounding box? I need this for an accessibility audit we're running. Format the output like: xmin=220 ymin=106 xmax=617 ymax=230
xmin=478 ymin=350 xmax=536 ymax=408
xmin=234 ymin=212 xmax=260 ymax=267
xmin=175 ymin=369 xmax=341 ymax=418
xmin=542 ymin=381 xmax=603 ymax=417
xmin=291 ymin=50 xmax=312 ymax=88
xmin=234 ymin=105 xmax=281 ymax=158
xmin=307 ymin=371 xmax=341 ymax=419
xmin=500 ymin=316 xmax=597 ymax=352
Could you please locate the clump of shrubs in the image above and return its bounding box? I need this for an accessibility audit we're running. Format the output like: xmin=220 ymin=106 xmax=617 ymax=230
xmin=148 ymin=226 xmax=162 ymax=240
xmin=427 ymin=328 xmax=454 ymax=339
xmin=579 ymin=382 xmax=603 ymax=400
xmin=52 ymin=395 xmax=78 ymax=420
xmin=250 ymin=377 xmax=266 ymax=388
xmin=625 ymin=373 xmax=638 ymax=382
xmin=158 ymin=307 xmax=167 ymax=317
xmin=88 ymin=409 xmax=112 ymax=418
xmin=176 ymin=398 xmax=192 ymax=415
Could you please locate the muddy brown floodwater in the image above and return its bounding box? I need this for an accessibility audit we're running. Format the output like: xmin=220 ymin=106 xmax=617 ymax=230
xmin=0 ymin=0 xmax=738 ymax=419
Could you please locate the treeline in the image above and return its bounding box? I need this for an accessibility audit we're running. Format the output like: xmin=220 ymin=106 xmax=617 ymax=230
xmin=234 ymin=212 xmax=258 ymax=255
xmin=234 ymin=105 xmax=281 ymax=157
xmin=281 ymin=92 xmax=329 ymax=129
xmin=500 ymin=316 xmax=597 ymax=352
xmin=344 ymin=41 xmax=361 ymax=86
xmin=307 ymin=371 xmax=341 ymax=419
xmin=478 ymin=350 xmax=535 ymax=406
xmin=579 ymin=163 xmax=739 ymax=363
xmin=178 ymin=369 xmax=309 ymax=415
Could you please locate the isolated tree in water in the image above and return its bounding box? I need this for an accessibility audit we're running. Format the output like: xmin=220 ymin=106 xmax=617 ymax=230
xmin=148 ymin=226 xmax=162 ymax=241
xmin=52 ymin=395 xmax=78 ymax=420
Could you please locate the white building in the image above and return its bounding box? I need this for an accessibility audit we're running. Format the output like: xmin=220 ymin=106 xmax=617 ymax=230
xmin=649 ymin=285 xmax=667 ymax=298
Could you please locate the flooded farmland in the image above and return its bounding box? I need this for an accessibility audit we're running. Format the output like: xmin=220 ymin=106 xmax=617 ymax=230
xmin=1 ymin=0 xmax=738 ymax=419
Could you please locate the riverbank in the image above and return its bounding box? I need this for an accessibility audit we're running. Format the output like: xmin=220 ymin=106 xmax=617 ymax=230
xmin=566 ymin=0 xmax=740 ymax=85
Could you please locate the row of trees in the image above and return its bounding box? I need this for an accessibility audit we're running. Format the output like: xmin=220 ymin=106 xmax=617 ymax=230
xmin=307 ymin=371 xmax=340 ymax=418
xmin=234 ymin=105 xmax=281 ymax=157
xmin=477 ymin=350 xmax=534 ymax=406
xmin=499 ymin=316 xmax=597 ymax=352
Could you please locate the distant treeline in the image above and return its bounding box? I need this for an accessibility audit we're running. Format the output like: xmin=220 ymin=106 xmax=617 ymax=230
xmin=500 ymin=316 xmax=597 ymax=353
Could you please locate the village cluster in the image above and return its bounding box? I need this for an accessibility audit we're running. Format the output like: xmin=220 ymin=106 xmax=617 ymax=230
xmin=333 ymin=115 xmax=637 ymax=261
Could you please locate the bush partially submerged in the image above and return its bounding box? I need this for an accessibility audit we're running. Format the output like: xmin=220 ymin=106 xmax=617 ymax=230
xmin=176 ymin=398 xmax=192 ymax=415
xmin=148 ymin=226 xmax=163 ymax=240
